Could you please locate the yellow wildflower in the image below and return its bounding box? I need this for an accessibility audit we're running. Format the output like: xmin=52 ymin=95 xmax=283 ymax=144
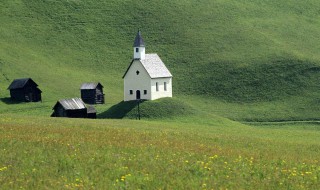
xmin=0 ymin=167 xmax=8 ymax=172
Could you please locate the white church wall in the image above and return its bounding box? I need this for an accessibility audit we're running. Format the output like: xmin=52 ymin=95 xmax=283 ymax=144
xmin=150 ymin=78 xmax=172 ymax=100
xmin=124 ymin=60 xmax=151 ymax=101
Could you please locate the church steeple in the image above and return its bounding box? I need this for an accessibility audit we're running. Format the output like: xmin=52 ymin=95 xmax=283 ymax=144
xmin=133 ymin=30 xmax=145 ymax=60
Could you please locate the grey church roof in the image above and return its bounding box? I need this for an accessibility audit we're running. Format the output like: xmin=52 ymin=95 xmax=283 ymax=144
xmin=55 ymin=98 xmax=86 ymax=110
xmin=123 ymin=53 xmax=172 ymax=79
xmin=133 ymin=30 xmax=145 ymax=47
xmin=8 ymin=78 xmax=38 ymax=90
xmin=141 ymin=54 xmax=172 ymax=78
xmin=80 ymin=82 xmax=103 ymax=90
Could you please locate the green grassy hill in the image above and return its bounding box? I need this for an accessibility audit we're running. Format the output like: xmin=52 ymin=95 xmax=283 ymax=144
xmin=1 ymin=1 xmax=320 ymax=189
xmin=1 ymin=0 xmax=319 ymax=121
xmin=98 ymin=98 xmax=194 ymax=119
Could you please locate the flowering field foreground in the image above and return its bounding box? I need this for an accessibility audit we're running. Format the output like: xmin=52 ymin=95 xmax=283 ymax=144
xmin=0 ymin=116 xmax=319 ymax=189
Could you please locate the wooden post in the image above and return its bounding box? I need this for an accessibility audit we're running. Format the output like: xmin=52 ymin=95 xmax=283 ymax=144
xmin=137 ymin=99 xmax=141 ymax=120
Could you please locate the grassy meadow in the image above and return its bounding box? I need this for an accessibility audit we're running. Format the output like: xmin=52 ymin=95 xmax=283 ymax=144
xmin=0 ymin=0 xmax=320 ymax=189
xmin=1 ymin=115 xmax=320 ymax=189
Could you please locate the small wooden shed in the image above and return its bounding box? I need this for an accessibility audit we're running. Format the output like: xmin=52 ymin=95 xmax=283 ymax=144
xmin=80 ymin=82 xmax=104 ymax=104
xmin=51 ymin=97 xmax=96 ymax=118
xmin=7 ymin=78 xmax=42 ymax=102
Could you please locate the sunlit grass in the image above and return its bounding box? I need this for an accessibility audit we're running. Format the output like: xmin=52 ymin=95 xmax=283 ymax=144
xmin=0 ymin=115 xmax=319 ymax=189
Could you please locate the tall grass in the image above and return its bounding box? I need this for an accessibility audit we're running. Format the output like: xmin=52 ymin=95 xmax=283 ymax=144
xmin=0 ymin=115 xmax=319 ymax=189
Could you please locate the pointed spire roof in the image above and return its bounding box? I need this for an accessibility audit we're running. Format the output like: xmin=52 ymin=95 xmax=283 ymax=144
xmin=133 ymin=30 xmax=145 ymax=47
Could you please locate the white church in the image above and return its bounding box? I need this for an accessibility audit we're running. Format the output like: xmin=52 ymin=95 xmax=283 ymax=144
xmin=123 ymin=31 xmax=173 ymax=101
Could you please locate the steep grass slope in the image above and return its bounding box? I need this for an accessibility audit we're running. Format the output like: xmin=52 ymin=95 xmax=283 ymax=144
xmin=0 ymin=0 xmax=319 ymax=120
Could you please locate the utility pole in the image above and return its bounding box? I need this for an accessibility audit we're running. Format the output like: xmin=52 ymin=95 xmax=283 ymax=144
xmin=137 ymin=99 xmax=141 ymax=120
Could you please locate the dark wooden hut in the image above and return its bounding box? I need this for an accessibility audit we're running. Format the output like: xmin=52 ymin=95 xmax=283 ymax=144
xmin=51 ymin=98 xmax=88 ymax=118
xmin=7 ymin=78 xmax=42 ymax=102
xmin=51 ymin=98 xmax=97 ymax=119
xmin=80 ymin=82 xmax=104 ymax=104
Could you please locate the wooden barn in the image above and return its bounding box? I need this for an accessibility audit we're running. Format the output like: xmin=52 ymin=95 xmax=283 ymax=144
xmin=7 ymin=78 xmax=42 ymax=102
xmin=80 ymin=82 xmax=104 ymax=104
xmin=51 ymin=97 xmax=96 ymax=118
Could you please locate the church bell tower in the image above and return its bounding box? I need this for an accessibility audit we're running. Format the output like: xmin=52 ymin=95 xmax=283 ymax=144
xmin=133 ymin=30 xmax=145 ymax=60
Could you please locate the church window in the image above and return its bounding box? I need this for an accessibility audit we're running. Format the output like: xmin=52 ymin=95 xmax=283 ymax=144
xmin=130 ymin=90 xmax=133 ymax=95
xmin=144 ymin=90 xmax=147 ymax=94
xmin=136 ymin=70 xmax=140 ymax=75
xmin=136 ymin=48 xmax=139 ymax=52
xmin=156 ymin=82 xmax=159 ymax=91
xmin=164 ymin=82 xmax=167 ymax=91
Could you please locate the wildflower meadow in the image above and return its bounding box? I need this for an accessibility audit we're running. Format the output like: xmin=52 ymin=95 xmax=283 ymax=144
xmin=0 ymin=115 xmax=319 ymax=189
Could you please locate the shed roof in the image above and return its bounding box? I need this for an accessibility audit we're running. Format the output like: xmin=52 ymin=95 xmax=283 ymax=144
xmin=80 ymin=82 xmax=103 ymax=90
xmin=8 ymin=78 xmax=38 ymax=90
xmin=54 ymin=98 xmax=86 ymax=110
xmin=133 ymin=30 xmax=145 ymax=47
xmin=123 ymin=54 xmax=172 ymax=79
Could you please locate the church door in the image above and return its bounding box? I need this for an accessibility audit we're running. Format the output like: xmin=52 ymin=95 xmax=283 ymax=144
xmin=136 ymin=90 xmax=141 ymax=100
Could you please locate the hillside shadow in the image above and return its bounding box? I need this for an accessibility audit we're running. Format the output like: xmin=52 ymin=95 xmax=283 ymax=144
xmin=0 ymin=97 xmax=22 ymax=105
xmin=177 ymin=59 xmax=319 ymax=103
xmin=98 ymin=100 xmax=142 ymax=119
